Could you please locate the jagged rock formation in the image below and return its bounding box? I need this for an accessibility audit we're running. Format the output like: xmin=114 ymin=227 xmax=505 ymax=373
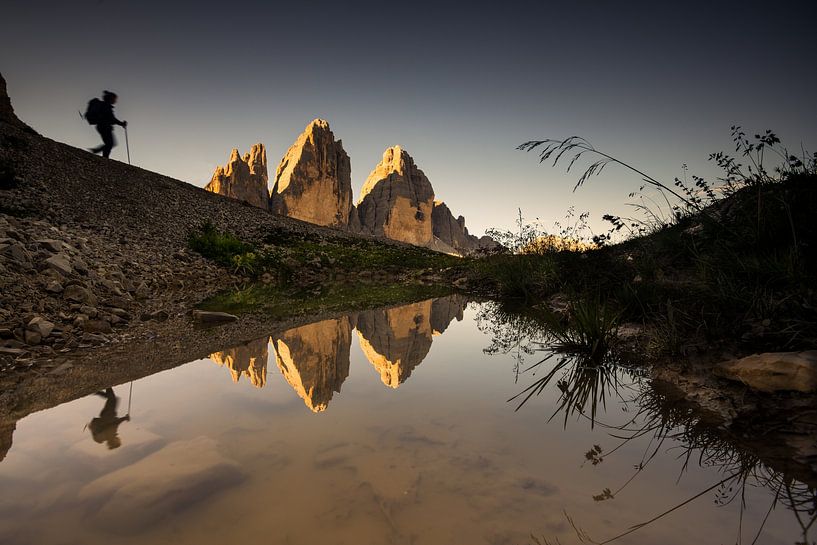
xmin=356 ymin=295 xmax=466 ymax=388
xmin=205 ymin=144 xmax=269 ymax=209
xmin=210 ymin=337 xmax=269 ymax=388
xmin=430 ymin=294 xmax=467 ymax=335
xmin=432 ymin=200 xmax=483 ymax=254
xmin=357 ymin=146 xmax=435 ymax=246
xmin=272 ymin=316 xmax=354 ymax=412
xmin=0 ymin=73 xmax=30 ymax=130
xmin=271 ymin=119 xmax=354 ymax=228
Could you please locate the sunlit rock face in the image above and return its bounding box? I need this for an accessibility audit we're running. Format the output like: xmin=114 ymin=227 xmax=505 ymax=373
xmin=272 ymin=316 xmax=353 ymax=412
xmin=432 ymin=200 xmax=482 ymax=254
xmin=271 ymin=119 xmax=354 ymax=228
xmin=210 ymin=337 xmax=269 ymax=388
xmin=205 ymin=144 xmax=269 ymax=209
xmin=357 ymin=146 xmax=435 ymax=246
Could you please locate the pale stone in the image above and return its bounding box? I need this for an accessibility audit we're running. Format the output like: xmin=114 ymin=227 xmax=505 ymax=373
xmin=205 ymin=144 xmax=269 ymax=209
xmin=44 ymin=254 xmax=73 ymax=276
xmin=271 ymin=119 xmax=354 ymax=228
xmin=26 ymin=316 xmax=54 ymax=339
xmin=715 ymin=351 xmax=817 ymax=393
xmin=44 ymin=280 xmax=64 ymax=293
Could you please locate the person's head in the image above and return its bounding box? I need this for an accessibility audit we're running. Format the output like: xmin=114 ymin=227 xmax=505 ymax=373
xmin=102 ymin=90 xmax=118 ymax=105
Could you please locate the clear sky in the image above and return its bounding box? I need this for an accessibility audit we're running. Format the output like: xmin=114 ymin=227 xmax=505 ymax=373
xmin=2 ymin=0 xmax=815 ymax=237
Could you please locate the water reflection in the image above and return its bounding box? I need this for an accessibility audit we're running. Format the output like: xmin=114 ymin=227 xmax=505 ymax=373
xmin=273 ymin=316 xmax=354 ymax=412
xmin=87 ymin=387 xmax=130 ymax=450
xmin=210 ymin=337 xmax=269 ymax=388
xmin=1 ymin=297 xmax=813 ymax=544
xmin=478 ymin=301 xmax=817 ymax=544
xmin=208 ymin=294 xmax=468 ymax=410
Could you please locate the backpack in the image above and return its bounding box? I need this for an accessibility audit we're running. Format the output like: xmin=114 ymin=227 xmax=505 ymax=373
xmin=84 ymin=98 xmax=104 ymax=125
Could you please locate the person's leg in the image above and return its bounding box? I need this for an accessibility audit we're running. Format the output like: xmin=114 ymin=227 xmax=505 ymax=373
xmin=101 ymin=126 xmax=115 ymax=158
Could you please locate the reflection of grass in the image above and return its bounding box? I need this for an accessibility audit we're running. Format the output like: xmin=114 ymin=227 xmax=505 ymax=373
xmin=198 ymin=281 xmax=454 ymax=318
xmin=510 ymin=351 xmax=631 ymax=428
xmin=480 ymin=302 xmax=816 ymax=544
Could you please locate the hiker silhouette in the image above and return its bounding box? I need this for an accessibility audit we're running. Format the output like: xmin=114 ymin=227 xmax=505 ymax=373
xmin=88 ymin=387 xmax=130 ymax=450
xmin=87 ymin=91 xmax=127 ymax=159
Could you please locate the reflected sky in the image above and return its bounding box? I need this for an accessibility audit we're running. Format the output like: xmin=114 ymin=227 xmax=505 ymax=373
xmin=0 ymin=297 xmax=811 ymax=544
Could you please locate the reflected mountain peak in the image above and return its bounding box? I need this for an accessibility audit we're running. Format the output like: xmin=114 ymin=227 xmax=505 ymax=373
xmin=206 ymin=295 xmax=468 ymax=410
xmin=209 ymin=338 xmax=269 ymax=388
xmin=273 ymin=316 xmax=353 ymax=413
xmin=356 ymin=295 xmax=467 ymax=388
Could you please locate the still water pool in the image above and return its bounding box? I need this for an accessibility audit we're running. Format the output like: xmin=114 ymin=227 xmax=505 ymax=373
xmin=0 ymin=296 xmax=812 ymax=544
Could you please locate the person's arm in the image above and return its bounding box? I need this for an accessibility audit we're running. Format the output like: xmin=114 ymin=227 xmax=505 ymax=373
xmin=106 ymin=104 xmax=126 ymax=127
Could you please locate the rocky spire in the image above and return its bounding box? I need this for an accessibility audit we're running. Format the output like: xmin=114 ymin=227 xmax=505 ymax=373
xmin=431 ymin=200 xmax=482 ymax=254
xmin=205 ymin=143 xmax=269 ymax=209
xmin=0 ymin=72 xmax=32 ymax=131
xmin=271 ymin=119 xmax=354 ymax=229
xmin=357 ymin=146 xmax=435 ymax=246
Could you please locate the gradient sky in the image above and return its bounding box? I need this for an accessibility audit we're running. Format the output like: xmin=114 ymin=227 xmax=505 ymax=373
xmin=2 ymin=0 xmax=815 ymax=237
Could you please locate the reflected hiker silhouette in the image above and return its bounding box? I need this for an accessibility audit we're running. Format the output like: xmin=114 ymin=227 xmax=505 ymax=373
xmin=88 ymin=387 xmax=129 ymax=450
xmin=86 ymin=91 xmax=127 ymax=159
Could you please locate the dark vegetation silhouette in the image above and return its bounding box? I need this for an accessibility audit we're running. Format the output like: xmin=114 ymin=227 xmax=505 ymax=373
xmin=475 ymin=128 xmax=817 ymax=356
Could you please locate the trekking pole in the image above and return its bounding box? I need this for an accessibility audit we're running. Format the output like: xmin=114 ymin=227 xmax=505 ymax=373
xmin=127 ymin=380 xmax=133 ymax=414
xmin=124 ymin=125 xmax=131 ymax=165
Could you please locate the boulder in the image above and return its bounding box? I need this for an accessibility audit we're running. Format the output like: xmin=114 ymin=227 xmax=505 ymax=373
xmin=63 ymin=284 xmax=97 ymax=305
xmin=357 ymin=146 xmax=435 ymax=247
xmin=1 ymin=242 xmax=31 ymax=268
xmin=26 ymin=316 xmax=54 ymax=339
xmin=36 ymin=239 xmax=63 ymax=253
xmin=271 ymin=119 xmax=354 ymax=228
xmin=44 ymin=254 xmax=73 ymax=276
xmin=192 ymin=310 xmax=238 ymax=324
xmin=205 ymin=144 xmax=269 ymax=209
xmin=715 ymin=351 xmax=817 ymax=393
